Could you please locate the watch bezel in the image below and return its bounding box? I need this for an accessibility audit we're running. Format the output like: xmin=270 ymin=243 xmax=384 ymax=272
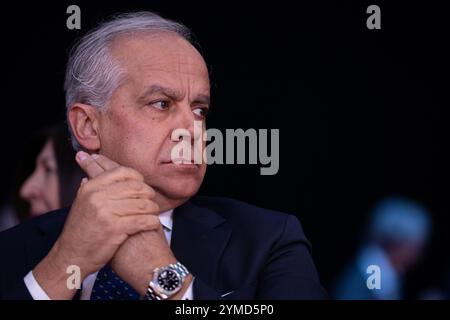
xmin=150 ymin=266 xmax=184 ymax=298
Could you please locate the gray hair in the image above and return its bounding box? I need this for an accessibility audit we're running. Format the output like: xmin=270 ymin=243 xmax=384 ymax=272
xmin=64 ymin=11 xmax=193 ymax=150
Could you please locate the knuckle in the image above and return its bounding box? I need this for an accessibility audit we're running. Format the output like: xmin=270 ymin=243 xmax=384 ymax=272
xmin=96 ymin=206 xmax=109 ymax=220
xmin=126 ymin=167 xmax=144 ymax=181
xmin=129 ymin=180 xmax=144 ymax=192
xmin=113 ymin=166 xmax=143 ymax=181
xmin=133 ymin=171 xmax=144 ymax=182
xmin=88 ymin=191 xmax=102 ymax=207
xmin=100 ymin=212 xmax=117 ymax=232
xmin=113 ymin=166 xmax=128 ymax=178
xmin=151 ymin=201 xmax=160 ymax=213
xmin=147 ymin=216 xmax=159 ymax=228
xmin=138 ymin=199 xmax=151 ymax=212
xmin=142 ymin=200 xmax=159 ymax=213
xmin=126 ymin=217 xmax=142 ymax=231
xmin=86 ymin=193 xmax=97 ymax=208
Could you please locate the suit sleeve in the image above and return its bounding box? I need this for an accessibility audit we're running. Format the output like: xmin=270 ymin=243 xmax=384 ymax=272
xmin=192 ymin=277 xmax=225 ymax=300
xmin=256 ymin=214 xmax=328 ymax=299
xmin=0 ymin=227 xmax=34 ymax=300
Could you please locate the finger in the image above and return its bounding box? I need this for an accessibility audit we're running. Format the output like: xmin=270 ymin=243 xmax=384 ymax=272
xmin=108 ymin=198 xmax=159 ymax=216
xmin=102 ymin=180 xmax=156 ymax=200
xmin=88 ymin=165 xmax=145 ymax=186
xmin=92 ymin=153 xmax=120 ymax=171
xmin=119 ymin=214 xmax=161 ymax=236
xmin=76 ymin=151 xmax=105 ymax=178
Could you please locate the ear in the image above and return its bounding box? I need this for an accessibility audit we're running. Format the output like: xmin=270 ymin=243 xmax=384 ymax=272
xmin=68 ymin=103 xmax=101 ymax=151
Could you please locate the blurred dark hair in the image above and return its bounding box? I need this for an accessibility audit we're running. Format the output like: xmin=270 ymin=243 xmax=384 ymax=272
xmin=12 ymin=123 xmax=85 ymax=221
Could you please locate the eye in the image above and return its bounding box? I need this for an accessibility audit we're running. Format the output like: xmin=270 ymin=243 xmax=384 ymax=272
xmin=42 ymin=162 xmax=56 ymax=176
xmin=192 ymin=107 xmax=209 ymax=118
xmin=151 ymin=100 xmax=170 ymax=110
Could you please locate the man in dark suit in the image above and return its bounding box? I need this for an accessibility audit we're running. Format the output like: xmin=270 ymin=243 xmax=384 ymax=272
xmin=0 ymin=195 xmax=325 ymax=300
xmin=0 ymin=11 xmax=325 ymax=300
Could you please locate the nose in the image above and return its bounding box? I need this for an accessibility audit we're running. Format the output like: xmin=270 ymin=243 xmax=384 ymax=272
xmin=20 ymin=171 xmax=40 ymax=202
xmin=171 ymin=105 xmax=202 ymax=144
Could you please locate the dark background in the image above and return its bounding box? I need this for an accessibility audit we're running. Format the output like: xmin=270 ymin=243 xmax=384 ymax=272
xmin=0 ymin=1 xmax=448 ymax=298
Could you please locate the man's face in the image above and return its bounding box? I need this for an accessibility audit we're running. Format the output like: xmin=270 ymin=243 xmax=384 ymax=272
xmin=97 ymin=32 xmax=210 ymax=209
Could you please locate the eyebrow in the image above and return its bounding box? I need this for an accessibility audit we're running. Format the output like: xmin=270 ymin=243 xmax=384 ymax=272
xmin=37 ymin=155 xmax=57 ymax=168
xmin=193 ymin=94 xmax=211 ymax=105
xmin=137 ymin=84 xmax=210 ymax=105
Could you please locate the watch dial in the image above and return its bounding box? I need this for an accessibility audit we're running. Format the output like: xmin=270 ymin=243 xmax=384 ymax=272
xmin=157 ymin=270 xmax=180 ymax=291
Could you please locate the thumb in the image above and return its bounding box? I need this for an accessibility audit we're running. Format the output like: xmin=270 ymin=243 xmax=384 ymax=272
xmin=75 ymin=151 xmax=105 ymax=179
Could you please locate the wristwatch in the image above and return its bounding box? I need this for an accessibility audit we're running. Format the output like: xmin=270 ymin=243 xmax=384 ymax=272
xmin=143 ymin=261 xmax=190 ymax=300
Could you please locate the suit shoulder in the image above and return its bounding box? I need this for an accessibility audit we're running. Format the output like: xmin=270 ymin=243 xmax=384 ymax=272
xmin=191 ymin=196 xmax=300 ymax=231
xmin=0 ymin=208 xmax=69 ymax=247
xmin=191 ymin=196 xmax=313 ymax=258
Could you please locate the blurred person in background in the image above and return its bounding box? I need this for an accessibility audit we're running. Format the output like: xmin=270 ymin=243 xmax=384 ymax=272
xmin=0 ymin=124 xmax=84 ymax=231
xmin=332 ymin=196 xmax=432 ymax=300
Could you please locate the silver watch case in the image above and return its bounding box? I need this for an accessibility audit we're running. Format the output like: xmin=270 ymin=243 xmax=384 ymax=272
xmin=149 ymin=266 xmax=184 ymax=298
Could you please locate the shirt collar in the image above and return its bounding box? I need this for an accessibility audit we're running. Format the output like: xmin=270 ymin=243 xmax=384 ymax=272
xmin=158 ymin=209 xmax=174 ymax=231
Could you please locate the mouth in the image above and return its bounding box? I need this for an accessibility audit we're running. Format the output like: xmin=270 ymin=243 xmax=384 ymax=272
xmin=161 ymin=159 xmax=200 ymax=168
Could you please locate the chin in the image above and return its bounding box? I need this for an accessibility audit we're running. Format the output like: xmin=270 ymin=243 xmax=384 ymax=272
xmin=30 ymin=207 xmax=48 ymax=217
xmin=157 ymin=177 xmax=203 ymax=201
xmin=168 ymin=182 xmax=201 ymax=199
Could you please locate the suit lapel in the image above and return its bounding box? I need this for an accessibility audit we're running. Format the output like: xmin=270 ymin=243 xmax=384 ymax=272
xmin=171 ymin=200 xmax=232 ymax=294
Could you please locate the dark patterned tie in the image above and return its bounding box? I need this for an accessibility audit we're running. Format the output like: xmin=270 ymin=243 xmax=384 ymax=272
xmin=90 ymin=264 xmax=140 ymax=300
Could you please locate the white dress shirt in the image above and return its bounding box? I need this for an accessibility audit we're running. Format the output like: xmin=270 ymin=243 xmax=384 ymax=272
xmin=24 ymin=209 xmax=194 ymax=300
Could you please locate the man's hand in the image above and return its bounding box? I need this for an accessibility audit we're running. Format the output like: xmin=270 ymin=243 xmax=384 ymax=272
xmin=33 ymin=152 xmax=160 ymax=299
xmin=110 ymin=221 xmax=193 ymax=299
xmin=110 ymin=223 xmax=176 ymax=295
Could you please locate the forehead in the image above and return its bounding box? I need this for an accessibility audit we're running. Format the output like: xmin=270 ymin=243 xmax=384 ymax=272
xmin=38 ymin=139 xmax=55 ymax=161
xmin=110 ymin=32 xmax=209 ymax=88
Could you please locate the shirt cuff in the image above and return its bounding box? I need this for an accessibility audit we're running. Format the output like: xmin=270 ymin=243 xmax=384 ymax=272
xmin=24 ymin=270 xmax=51 ymax=300
xmin=24 ymin=270 xmax=194 ymax=300
xmin=181 ymin=278 xmax=194 ymax=300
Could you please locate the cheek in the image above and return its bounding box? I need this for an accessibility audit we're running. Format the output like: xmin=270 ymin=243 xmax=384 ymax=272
xmin=44 ymin=172 xmax=60 ymax=208
xmin=104 ymin=111 xmax=168 ymax=166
